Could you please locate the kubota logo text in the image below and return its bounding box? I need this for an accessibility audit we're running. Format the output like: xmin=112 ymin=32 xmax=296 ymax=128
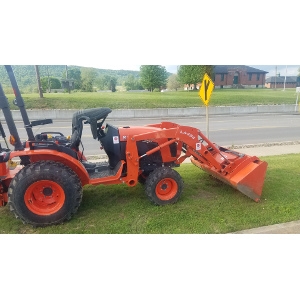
xmin=180 ymin=130 xmax=195 ymax=139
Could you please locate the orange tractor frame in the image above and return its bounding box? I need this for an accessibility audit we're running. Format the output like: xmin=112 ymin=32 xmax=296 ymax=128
xmin=0 ymin=66 xmax=268 ymax=226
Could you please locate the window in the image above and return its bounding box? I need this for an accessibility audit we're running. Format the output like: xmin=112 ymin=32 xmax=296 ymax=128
xmin=256 ymin=74 xmax=260 ymax=80
xmin=221 ymin=74 xmax=225 ymax=81
xmin=248 ymin=73 xmax=252 ymax=81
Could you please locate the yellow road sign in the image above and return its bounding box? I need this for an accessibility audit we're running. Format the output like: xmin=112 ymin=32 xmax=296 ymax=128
xmin=199 ymin=73 xmax=214 ymax=106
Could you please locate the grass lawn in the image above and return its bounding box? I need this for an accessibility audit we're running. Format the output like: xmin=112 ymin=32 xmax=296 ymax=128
xmin=5 ymin=88 xmax=298 ymax=110
xmin=1 ymin=153 xmax=300 ymax=234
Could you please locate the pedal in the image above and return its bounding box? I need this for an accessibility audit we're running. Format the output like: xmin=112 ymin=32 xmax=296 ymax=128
xmin=81 ymin=161 xmax=97 ymax=173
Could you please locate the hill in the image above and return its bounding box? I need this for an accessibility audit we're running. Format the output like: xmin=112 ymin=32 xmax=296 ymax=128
xmin=0 ymin=65 xmax=141 ymax=91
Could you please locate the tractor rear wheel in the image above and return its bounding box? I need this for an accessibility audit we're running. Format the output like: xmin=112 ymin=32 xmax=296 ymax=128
xmin=145 ymin=167 xmax=183 ymax=205
xmin=8 ymin=161 xmax=83 ymax=226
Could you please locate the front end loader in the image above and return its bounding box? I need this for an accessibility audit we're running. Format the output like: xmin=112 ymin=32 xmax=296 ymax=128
xmin=0 ymin=66 xmax=268 ymax=226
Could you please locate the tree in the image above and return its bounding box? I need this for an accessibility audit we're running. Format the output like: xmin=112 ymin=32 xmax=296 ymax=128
xmin=167 ymin=74 xmax=181 ymax=91
xmin=177 ymin=65 xmax=203 ymax=90
xmin=140 ymin=65 xmax=168 ymax=92
xmin=80 ymin=67 xmax=98 ymax=92
xmin=109 ymin=77 xmax=117 ymax=92
xmin=123 ymin=74 xmax=143 ymax=91
xmin=95 ymin=75 xmax=118 ymax=92
xmin=204 ymin=65 xmax=214 ymax=79
xmin=95 ymin=75 xmax=110 ymax=90
xmin=177 ymin=65 xmax=214 ymax=91
xmin=34 ymin=65 xmax=43 ymax=98
xmin=62 ymin=68 xmax=81 ymax=89
xmin=41 ymin=77 xmax=61 ymax=92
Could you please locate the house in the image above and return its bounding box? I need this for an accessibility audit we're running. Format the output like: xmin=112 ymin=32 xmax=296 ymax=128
xmin=265 ymin=76 xmax=300 ymax=89
xmin=213 ymin=65 xmax=268 ymax=89
xmin=183 ymin=65 xmax=268 ymax=90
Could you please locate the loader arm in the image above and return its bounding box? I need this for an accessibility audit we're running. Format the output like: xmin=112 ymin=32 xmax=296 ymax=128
xmin=124 ymin=121 xmax=267 ymax=202
xmin=129 ymin=122 xmax=230 ymax=169
xmin=178 ymin=126 xmax=268 ymax=202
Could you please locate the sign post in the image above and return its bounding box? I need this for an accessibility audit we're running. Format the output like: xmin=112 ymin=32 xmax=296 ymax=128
xmin=199 ymin=73 xmax=214 ymax=138
xmin=296 ymin=87 xmax=300 ymax=112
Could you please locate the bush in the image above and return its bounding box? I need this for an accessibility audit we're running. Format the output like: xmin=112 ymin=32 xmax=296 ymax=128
xmin=41 ymin=77 xmax=62 ymax=92
xmin=1 ymin=86 xmax=13 ymax=94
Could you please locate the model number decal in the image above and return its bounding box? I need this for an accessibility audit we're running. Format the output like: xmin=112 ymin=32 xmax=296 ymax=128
xmin=180 ymin=130 xmax=195 ymax=139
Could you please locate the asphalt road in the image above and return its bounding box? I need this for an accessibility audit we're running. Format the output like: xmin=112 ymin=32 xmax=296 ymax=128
xmin=2 ymin=113 xmax=300 ymax=156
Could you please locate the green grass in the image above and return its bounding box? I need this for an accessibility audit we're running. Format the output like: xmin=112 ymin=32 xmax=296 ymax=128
xmin=1 ymin=154 xmax=300 ymax=234
xmin=5 ymin=88 xmax=298 ymax=110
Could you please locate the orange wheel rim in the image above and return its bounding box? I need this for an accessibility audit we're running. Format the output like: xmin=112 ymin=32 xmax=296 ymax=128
xmin=24 ymin=180 xmax=65 ymax=215
xmin=155 ymin=178 xmax=178 ymax=201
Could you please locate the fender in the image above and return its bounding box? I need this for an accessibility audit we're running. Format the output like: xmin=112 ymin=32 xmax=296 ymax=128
xmin=8 ymin=148 xmax=90 ymax=186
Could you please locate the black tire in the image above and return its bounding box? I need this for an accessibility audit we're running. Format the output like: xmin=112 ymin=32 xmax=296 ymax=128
xmin=145 ymin=167 xmax=183 ymax=205
xmin=138 ymin=171 xmax=151 ymax=184
xmin=8 ymin=161 xmax=83 ymax=226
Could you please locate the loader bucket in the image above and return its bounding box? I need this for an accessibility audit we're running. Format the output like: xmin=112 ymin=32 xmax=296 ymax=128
xmin=229 ymin=159 xmax=268 ymax=202
xmin=190 ymin=154 xmax=268 ymax=202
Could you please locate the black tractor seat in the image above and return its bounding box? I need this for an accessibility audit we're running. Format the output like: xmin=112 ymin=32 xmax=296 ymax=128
xmin=70 ymin=107 xmax=112 ymax=150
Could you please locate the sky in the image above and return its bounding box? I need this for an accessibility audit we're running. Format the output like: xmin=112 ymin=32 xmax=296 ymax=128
xmin=2 ymin=2 xmax=299 ymax=75
xmin=250 ymin=65 xmax=299 ymax=77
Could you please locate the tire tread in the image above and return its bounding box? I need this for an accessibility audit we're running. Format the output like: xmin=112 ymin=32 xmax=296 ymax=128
xmin=8 ymin=161 xmax=83 ymax=226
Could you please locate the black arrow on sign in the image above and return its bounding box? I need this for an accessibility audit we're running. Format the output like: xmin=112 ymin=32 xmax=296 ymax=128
xmin=204 ymin=79 xmax=210 ymax=101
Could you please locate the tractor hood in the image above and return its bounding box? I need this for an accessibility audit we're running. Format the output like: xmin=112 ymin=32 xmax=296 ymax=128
xmin=118 ymin=126 xmax=162 ymax=142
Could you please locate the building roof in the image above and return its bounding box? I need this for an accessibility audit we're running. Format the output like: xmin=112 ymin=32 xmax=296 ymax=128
xmin=214 ymin=65 xmax=268 ymax=74
xmin=265 ymin=76 xmax=297 ymax=83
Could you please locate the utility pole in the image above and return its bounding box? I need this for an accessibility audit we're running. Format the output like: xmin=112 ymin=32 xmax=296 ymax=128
xmin=274 ymin=66 xmax=277 ymax=90
xmin=34 ymin=65 xmax=44 ymax=98
xmin=283 ymin=65 xmax=287 ymax=91
xmin=46 ymin=66 xmax=51 ymax=93
xmin=65 ymin=65 xmax=70 ymax=93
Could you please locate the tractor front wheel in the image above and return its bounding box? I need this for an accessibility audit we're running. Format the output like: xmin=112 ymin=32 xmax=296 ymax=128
xmin=138 ymin=171 xmax=151 ymax=184
xmin=8 ymin=161 xmax=83 ymax=226
xmin=145 ymin=167 xmax=183 ymax=205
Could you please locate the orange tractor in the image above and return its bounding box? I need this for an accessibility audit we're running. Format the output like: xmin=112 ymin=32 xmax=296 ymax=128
xmin=0 ymin=65 xmax=268 ymax=226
